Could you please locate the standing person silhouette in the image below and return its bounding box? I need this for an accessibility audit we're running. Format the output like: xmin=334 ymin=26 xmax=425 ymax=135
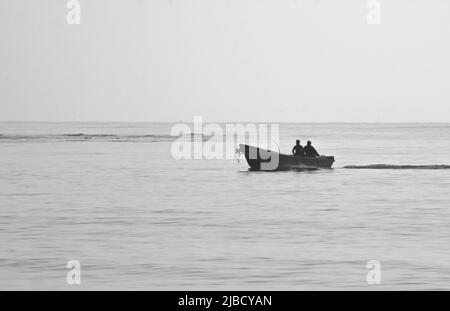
xmin=292 ymin=140 xmax=305 ymax=156
xmin=303 ymin=141 xmax=320 ymax=157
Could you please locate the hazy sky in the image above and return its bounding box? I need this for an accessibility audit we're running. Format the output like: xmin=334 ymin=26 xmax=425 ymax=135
xmin=1 ymin=0 xmax=449 ymax=122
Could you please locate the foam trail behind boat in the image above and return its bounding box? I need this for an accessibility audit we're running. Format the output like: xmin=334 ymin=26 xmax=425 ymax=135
xmin=343 ymin=164 xmax=450 ymax=170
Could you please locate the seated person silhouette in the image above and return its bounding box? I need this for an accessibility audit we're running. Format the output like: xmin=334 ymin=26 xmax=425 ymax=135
xmin=303 ymin=141 xmax=320 ymax=157
xmin=292 ymin=140 xmax=304 ymax=156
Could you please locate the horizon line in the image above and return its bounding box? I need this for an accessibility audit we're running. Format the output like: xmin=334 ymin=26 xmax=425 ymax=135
xmin=1 ymin=120 xmax=450 ymax=124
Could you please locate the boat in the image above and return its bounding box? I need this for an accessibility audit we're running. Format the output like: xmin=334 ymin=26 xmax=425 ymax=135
xmin=236 ymin=144 xmax=335 ymax=171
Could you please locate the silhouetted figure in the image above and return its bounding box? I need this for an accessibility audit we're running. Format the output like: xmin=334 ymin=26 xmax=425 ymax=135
xmin=303 ymin=141 xmax=320 ymax=157
xmin=292 ymin=140 xmax=304 ymax=156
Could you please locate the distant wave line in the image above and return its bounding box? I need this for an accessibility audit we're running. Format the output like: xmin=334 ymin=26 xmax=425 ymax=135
xmin=0 ymin=133 xmax=211 ymax=142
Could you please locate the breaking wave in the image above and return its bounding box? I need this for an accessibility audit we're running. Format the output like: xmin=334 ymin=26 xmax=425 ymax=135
xmin=343 ymin=164 xmax=450 ymax=170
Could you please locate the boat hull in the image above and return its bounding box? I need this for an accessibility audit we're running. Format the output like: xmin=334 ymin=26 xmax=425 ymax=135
xmin=238 ymin=144 xmax=335 ymax=171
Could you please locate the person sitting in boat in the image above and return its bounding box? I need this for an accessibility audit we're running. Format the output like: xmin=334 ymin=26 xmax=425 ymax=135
xmin=292 ymin=140 xmax=305 ymax=156
xmin=304 ymin=141 xmax=320 ymax=157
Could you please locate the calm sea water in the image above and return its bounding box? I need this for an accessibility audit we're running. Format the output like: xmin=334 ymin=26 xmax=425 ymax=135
xmin=1 ymin=122 xmax=449 ymax=290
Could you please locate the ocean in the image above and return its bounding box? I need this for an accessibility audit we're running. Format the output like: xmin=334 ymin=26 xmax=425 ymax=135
xmin=1 ymin=122 xmax=449 ymax=290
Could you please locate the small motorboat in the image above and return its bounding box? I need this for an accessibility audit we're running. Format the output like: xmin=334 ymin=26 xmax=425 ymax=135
xmin=237 ymin=144 xmax=335 ymax=171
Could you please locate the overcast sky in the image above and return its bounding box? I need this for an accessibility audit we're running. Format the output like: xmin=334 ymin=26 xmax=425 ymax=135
xmin=1 ymin=0 xmax=449 ymax=122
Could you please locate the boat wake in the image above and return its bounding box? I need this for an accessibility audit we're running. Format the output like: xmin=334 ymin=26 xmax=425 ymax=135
xmin=343 ymin=164 xmax=450 ymax=170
